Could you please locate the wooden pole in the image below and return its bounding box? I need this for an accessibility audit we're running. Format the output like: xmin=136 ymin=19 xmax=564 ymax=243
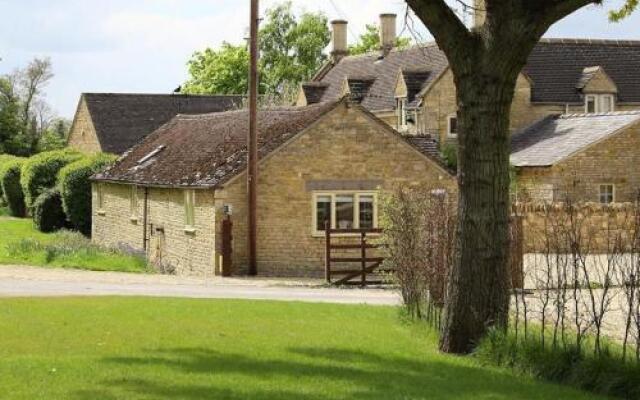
xmin=247 ymin=0 xmax=259 ymax=275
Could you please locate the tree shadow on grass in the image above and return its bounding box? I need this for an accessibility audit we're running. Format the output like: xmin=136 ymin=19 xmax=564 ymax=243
xmin=73 ymin=346 xmax=599 ymax=400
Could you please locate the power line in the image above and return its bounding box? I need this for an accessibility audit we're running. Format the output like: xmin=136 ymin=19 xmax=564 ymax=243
xmin=328 ymin=0 xmax=359 ymax=42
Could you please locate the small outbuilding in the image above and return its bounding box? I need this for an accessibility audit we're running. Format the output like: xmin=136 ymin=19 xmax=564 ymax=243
xmin=92 ymin=98 xmax=455 ymax=277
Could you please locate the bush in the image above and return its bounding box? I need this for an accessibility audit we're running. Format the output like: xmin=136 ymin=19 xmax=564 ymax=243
xmin=440 ymin=143 xmax=457 ymax=171
xmin=0 ymin=158 xmax=26 ymax=217
xmin=58 ymin=153 xmax=117 ymax=235
xmin=475 ymin=328 xmax=640 ymax=399
xmin=20 ymin=149 xmax=83 ymax=210
xmin=0 ymin=154 xmax=18 ymax=204
xmin=32 ymin=188 xmax=68 ymax=233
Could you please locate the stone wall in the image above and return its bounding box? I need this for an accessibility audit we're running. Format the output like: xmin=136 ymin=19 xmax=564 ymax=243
xmin=92 ymin=182 xmax=217 ymax=277
xmin=216 ymin=102 xmax=457 ymax=277
xmin=516 ymin=122 xmax=640 ymax=203
xmin=67 ymin=98 xmax=102 ymax=154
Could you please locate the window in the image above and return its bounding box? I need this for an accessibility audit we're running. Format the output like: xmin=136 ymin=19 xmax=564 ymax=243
xmin=397 ymin=98 xmax=407 ymax=130
xmin=312 ymin=192 xmax=378 ymax=234
xmin=130 ymin=186 xmax=139 ymax=219
xmin=599 ymin=184 xmax=615 ymax=204
xmin=585 ymin=94 xmax=615 ymax=113
xmin=184 ymin=190 xmax=196 ymax=228
xmin=447 ymin=114 xmax=458 ymax=137
xmin=96 ymin=184 xmax=105 ymax=214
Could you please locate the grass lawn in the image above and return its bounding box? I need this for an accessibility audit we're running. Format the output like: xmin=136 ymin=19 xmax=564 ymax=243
xmin=0 ymin=298 xmax=606 ymax=400
xmin=0 ymin=216 xmax=147 ymax=273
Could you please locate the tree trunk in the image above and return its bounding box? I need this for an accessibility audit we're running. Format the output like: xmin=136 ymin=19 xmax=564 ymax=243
xmin=439 ymin=69 xmax=515 ymax=354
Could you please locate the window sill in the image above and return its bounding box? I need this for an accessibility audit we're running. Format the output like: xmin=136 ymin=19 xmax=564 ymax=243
xmin=183 ymin=227 xmax=197 ymax=234
xmin=312 ymin=232 xmax=381 ymax=238
xmin=97 ymin=210 xmax=106 ymax=216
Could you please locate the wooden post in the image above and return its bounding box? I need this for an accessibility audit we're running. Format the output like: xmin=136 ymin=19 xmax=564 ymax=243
xmin=361 ymin=231 xmax=366 ymax=287
xmin=221 ymin=216 xmax=233 ymax=277
xmin=247 ymin=0 xmax=259 ymax=276
xmin=324 ymin=220 xmax=331 ymax=283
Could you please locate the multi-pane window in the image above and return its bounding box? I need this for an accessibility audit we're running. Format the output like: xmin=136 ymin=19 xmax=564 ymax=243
xmin=313 ymin=192 xmax=378 ymax=234
xmin=130 ymin=185 xmax=138 ymax=218
xmin=585 ymin=94 xmax=615 ymax=113
xmin=184 ymin=190 xmax=196 ymax=228
xmin=447 ymin=114 xmax=458 ymax=137
xmin=599 ymin=184 xmax=615 ymax=204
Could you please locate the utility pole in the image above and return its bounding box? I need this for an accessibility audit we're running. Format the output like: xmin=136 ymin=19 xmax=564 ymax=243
xmin=247 ymin=0 xmax=259 ymax=276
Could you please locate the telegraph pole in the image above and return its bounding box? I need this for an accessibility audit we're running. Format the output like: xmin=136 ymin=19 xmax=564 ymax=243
xmin=247 ymin=0 xmax=259 ymax=276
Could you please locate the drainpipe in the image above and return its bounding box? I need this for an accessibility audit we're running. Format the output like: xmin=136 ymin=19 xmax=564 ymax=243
xmin=142 ymin=187 xmax=149 ymax=252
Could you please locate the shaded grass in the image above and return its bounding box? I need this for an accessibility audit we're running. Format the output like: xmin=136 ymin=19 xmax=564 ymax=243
xmin=0 ymin=206 xmax=8 ymax=216
xmin=475 ymin=327 xmax=640 ymax=399
xmin=0 ymin=217 xmax=147 ymax=272
xmin=0 ymin=297 xmax=606 ymax=400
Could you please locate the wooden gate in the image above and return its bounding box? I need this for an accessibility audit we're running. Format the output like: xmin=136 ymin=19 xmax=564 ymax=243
xmin=324 ymin=221 xmax=388 ymax=286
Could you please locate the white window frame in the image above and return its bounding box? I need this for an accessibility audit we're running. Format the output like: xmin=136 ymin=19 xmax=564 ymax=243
xmin=397 ymin=98 xmax=408 ymax=131
xmin=585 ymin=94 xmax=615 ymax=113
xmin=598 ymin=184 xmax=615 ymax=204
xmin=129 ymin=185 xmax=139 ymax=221
xmin=447 ymin=114 xmax=458 ymax=138
xmin=184 ymin=190 xmax=196 ymax=231
xmin=96 ymin=184 xmax=105 ymax=215
xmin=311 ymin=191 xmax=379 ymax=236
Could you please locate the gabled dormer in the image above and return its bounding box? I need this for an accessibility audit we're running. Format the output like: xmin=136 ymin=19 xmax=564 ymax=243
xmin=576 ymin=66 xmax=618 ymax=113
xmin=340 ymin=76 xmax=375 ymax=103
xmin=393 ymin=69 xmax=431 ymax=132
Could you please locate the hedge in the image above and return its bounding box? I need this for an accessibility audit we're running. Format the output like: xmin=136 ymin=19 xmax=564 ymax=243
xmin=32 ymin=188 xmax=67 ymax=233
xmin=0 ymin=158 xmax=26 ymax=217
xmin=20 ymin=149 xmax=83 ymax=210
xmin=0 ymin=154 xmax=18 ymax=204
xmin=58 ymin=153 xmax=117 ymax=236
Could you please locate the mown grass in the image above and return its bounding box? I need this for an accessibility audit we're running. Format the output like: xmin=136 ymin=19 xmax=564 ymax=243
xmin=0 ymin=297 xmax=606 ymax=400
xmin=0 ymin=216 xmax=147 ymax=272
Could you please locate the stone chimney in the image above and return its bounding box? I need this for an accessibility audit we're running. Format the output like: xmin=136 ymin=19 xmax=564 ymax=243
xmin=379 ymin=13 xmax=397 ymax=56
xmin=473 ymin=0 xmax=486 ymax=28
xmin=330 ymin=20 xmax=348 ymax=63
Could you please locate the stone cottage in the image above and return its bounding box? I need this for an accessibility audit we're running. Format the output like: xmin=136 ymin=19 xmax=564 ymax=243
xmin=91 ymin=99 xmax=455 ymax=277
xmin=511 ymin=111 xmax=640 ymax=203
xmin=298 ymin=15 xmax=640 ymax=146
xmin=67 ymin=93 xmax=243 ymax=155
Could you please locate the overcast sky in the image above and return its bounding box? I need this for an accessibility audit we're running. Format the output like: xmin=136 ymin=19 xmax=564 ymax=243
xmin=1 ymin=0 xmax=638 ymax=119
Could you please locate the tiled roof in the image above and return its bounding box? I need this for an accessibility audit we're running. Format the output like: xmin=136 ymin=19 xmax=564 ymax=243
xmin=94 ymin=101 xmax=341 ymax=187
xmin=300 ymin=83 xmax=328 ymax=104
xmin=510 ymin=111 xmax=640 ymax=167
xmin=309 ymin=38 xmax=640 ymax=111
xmin=82 ymin=93 xmax=244 ymax=155
xmin=403 ymin=70 xmax=432 ymax=106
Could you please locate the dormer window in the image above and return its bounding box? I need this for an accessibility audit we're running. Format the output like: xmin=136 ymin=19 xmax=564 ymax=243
xmin=585 ymin=94 xmax=615 ymax=113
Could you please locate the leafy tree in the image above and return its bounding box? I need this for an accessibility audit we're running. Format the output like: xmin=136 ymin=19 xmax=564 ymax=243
xmin=0 ymin=78 xmax=21 ymax=154
xmin=349 ymin=24 xmax=412 ymax=55
xmin=183 ymin=1 xmax=329 ymax=96
xmin=405 ymin=0 xmax=637 ymax=354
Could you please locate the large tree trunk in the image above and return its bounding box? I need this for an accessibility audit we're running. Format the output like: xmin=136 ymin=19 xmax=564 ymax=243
xmin=439 ymin=68 xmax=517 ymax=353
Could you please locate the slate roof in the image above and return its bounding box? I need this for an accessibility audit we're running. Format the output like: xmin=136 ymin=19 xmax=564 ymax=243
xmin=80 ymin=93 xmax=244 ymax=155
xmin=308 ymin=38 xmax=640 ymax=111
xmin=94 ymin=99 xmax=453 ymax=188
xmin=510 ymin=111 xmax=640 ymax=167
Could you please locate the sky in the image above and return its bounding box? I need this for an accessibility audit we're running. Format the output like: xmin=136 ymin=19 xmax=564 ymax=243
xmin=0 ymin=0 xmax=638 ymax=119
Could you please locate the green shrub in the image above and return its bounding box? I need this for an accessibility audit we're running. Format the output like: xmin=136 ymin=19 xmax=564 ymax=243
xmin=440 ymin=143 xmax=457 ymax=171
xmin=58 ymin=153 xmax=117 ymax=236
xmin=32 ymin=188 xmax=67 ymax=233
xmin=0 ymin=154 xmax=18 ymax=204
xmin=0 ymin=158 xmax=26 ymax=217
xmin=475 ymin=328 xmax=640 ymax=399
xmin=20 ymin=149 xmax=83 ymax=210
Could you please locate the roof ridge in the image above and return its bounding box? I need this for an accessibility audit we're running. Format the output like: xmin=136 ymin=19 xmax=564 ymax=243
xmin=174 ymin=101 xmax=340 ymax=120
xmin=539 ymin=37 xmax=640 ymax=46
xmin=83 ymin=92 xmax=245 ymax=98
xmin=560 ymin=110 xmax=640 ymax=118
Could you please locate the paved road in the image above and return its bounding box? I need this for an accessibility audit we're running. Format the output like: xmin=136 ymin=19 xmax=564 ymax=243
xmin=0 ymin=266 xmax=400 ymax=305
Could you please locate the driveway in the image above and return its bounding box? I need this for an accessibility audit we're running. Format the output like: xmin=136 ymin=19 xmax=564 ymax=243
xmin=0 ymin=266 xmax=400 ymax=305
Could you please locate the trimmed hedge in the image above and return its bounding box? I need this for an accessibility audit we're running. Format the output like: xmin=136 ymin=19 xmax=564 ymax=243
xmin=58 ymin=153 xmax=117 ymax=235
xmin=32 ymin=188 xmax=67 ymax=233
xmin=0 ymin=154 xmax=18 ymax=204
xmin=20 ymin=149 xmax=83 ymax=210
xmin=0 ymin=158 xmax=26 ymax=217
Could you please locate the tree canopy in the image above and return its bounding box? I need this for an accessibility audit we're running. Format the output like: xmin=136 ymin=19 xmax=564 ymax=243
xmin=349 ymin=24 xmax=412 ymax=55
xmin=183 ymin=1 xmax=330 ymax=97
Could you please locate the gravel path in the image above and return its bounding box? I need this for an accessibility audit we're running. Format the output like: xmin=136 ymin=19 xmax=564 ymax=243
xmin=0 ymin=265 xmax=400 ymax=305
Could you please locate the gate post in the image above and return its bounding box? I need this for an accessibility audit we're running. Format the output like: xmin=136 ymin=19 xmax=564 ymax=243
xmin=324 ymin=220 xmax=331 ymax=283
xmin=221 ymin=216 xmax=233 ymax=277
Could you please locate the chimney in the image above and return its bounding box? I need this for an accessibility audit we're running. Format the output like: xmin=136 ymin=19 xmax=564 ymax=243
xmin=473 ymin=0 xmax=486 ymax=28
xmin=379 ymin=13 xmax=397 ymax=56
xmin=331 ymin=20 xmax=348 ymax=63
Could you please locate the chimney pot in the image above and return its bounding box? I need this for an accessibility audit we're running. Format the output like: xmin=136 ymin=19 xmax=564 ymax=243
xmin=379 ymin=13 xmax=397 ymax=56
xmin=331 ymin=19 xmax=348 ymax=63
